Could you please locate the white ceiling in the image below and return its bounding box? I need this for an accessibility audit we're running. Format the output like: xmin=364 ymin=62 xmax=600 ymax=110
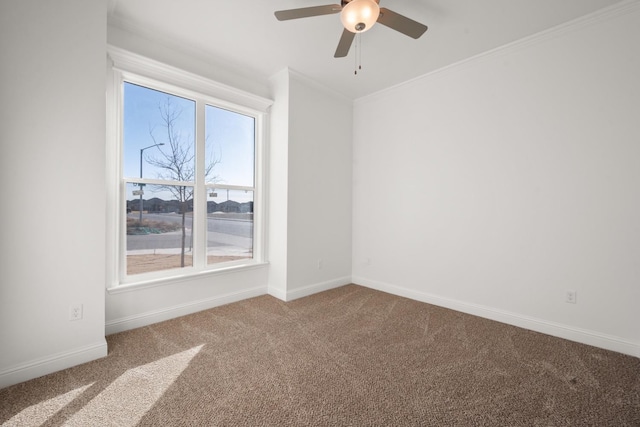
xmin=107 ymin=0 xmax=623 ymax=99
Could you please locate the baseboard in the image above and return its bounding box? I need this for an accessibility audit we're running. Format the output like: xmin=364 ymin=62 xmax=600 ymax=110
xmin=0 ymin=340 xmax=108 ymax=390
xmin=105 ymin=286 xmax=268 ymax=335
xmin=353 ymin=276 xmax=640 ymax=359
xmin=267 ymin=285 xmax=287 ymax=301
xmin=269 ymin=276 xmax=352 ymax=302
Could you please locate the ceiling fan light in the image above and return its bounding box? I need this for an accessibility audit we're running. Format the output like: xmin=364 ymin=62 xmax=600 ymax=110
xmin=340 ymin=0 xmax=380 ymax=33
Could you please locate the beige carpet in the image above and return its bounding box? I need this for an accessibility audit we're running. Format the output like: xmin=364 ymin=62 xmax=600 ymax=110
xmin=1 ymin=285 xmax=639 ymax=426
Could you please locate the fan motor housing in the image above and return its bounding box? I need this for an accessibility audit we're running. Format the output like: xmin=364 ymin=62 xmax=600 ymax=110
xmin=341 ymin=0 xmax=380 ymax=6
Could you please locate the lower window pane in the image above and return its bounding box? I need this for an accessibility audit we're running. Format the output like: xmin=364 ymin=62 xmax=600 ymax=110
xmin=207 ymin=189 xmax=254 ymax=265
xmin=126 ymin=183 xmax=194 ymax=275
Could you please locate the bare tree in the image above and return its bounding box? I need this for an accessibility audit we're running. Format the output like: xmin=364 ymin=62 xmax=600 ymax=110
xmin=146 ymin=96 xmax=219 ymax=267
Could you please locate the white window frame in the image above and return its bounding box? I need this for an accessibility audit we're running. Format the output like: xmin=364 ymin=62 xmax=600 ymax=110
xmin=106 ymin=46 xmax=272 ymax=290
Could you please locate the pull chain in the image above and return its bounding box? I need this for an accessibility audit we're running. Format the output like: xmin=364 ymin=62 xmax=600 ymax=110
xmin=358 ymin=33 xmax=362 ymax=73
xmin=354 ymin=33 xmax=362 ymax=75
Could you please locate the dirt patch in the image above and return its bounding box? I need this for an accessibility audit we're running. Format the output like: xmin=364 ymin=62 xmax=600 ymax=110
xmin=127 ymin=254 xmax=250 ymax=275
xmin=127 ymin=218 xmax=182 ymax=235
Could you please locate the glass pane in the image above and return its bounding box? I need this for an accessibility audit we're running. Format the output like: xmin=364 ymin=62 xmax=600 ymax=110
xmin=123 ymin=82 xmax=196 ymax=181
xmin=205 ymin=105 xmax=255 ymax=187
xmin=206 ymin=189 xmax=254 ymax=265
xmin=125 ymin=182 xmax=195 ymax=275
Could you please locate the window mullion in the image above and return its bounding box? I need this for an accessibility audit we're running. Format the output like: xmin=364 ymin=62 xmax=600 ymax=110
xmin=253 ymin=113 xmax=265 ymax=263
xmin=204 ymin=184 xmax=256 ymax=192
xmin=124 ymin=177 xmax=194 ymax=187
xmin=193 ymin=99 xmax=207 ymax=269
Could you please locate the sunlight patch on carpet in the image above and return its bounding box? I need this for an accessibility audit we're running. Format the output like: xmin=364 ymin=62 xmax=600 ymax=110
xmin=2 ymin=383 xmax=94 ymax=427
xmin=64 ymin=345 xmax=203 ymax=426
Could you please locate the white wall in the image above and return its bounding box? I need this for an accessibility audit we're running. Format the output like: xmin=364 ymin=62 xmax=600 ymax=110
xmin=268 ymin=70 xmax=353 ymax=300
xmin=287 ymin=73 xmax=353 ymax=296
xmin=267 ymin=69 xmax=291 ymax=299
xmin=352 ymin=3 xmax=640 ymax=357
xmin=105 ymin=268 xmax=269 ymax=334
xmin=0 ymin=0 xmax=108 ymax=388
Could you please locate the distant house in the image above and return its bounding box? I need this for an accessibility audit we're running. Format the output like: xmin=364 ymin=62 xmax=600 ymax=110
xmin=146 ymin=198 xmax=165 ymax=213
xmin=126 ymin=198 xmax=193 ymax=214
xmin=218 ymin=200 xmax=240 ymax=213
xmin=239 ymin=201 xmax=253 ymax=213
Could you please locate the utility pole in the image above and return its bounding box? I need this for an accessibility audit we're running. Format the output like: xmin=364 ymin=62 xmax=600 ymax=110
xmin=138 ymin=143 xmax=164 ymax=223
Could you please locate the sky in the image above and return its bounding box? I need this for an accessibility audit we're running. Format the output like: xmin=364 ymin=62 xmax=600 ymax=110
xmin=123 ymin=82 xmax=255 ymax=203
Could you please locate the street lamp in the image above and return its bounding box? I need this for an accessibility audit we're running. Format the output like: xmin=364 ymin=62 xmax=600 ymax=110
xmin=138 ymin=143 xmax=164 ymax=223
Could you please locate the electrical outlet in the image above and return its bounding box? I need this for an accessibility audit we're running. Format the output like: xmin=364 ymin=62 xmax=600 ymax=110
xmin=565 ymin=290 xmax=577 ymax=304
xmin=69 ymin=304 xmax=83 ymax=321
xmin=317 ymin=259 xmax=323 ymax=269
xmin=364 ymin=258 xmax=371 ymax=266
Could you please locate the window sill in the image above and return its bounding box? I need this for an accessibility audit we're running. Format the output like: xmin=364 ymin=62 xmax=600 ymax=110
xmin=106 ymin=261 xmax=269 ymax=295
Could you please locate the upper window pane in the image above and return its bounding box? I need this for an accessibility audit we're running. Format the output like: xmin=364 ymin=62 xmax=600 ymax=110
xmin=205 ymin=105 xmax=255 ymax=187
xmin=123 ymin=82 xmax=196 ymax=181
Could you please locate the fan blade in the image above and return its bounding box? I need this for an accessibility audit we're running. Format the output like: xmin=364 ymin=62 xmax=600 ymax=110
xmin=334 ymin=29 xmax=356 ymax=58
xmin=377 ymin=7 xmax=428 ymax=39
xmin=275 ymin=5 xmax=341 ymax=21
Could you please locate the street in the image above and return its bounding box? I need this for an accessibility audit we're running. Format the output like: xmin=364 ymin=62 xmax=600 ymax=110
xmin=126 ymin=213 xmax=253 ymax=255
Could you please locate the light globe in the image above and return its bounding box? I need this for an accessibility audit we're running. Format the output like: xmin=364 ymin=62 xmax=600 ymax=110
xmin=340 ymin=0 xmax=380 ymax=33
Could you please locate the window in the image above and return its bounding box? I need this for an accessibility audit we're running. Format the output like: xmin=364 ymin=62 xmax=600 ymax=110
xmin=107 ymin=48 xmax=271 ymax=287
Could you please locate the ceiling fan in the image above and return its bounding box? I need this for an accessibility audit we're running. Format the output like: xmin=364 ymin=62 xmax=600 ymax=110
xmin=275 ymin=0 xmax=428 ymax=58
